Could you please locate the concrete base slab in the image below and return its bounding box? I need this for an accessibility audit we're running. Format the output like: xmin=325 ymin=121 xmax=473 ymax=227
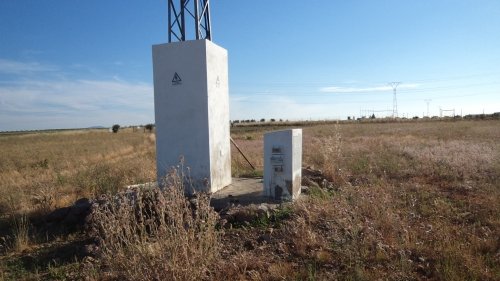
xmin=127 ymin=178 xmax=280 ymax=211
xmin=211 ymin=178 xmax=280 ymax=211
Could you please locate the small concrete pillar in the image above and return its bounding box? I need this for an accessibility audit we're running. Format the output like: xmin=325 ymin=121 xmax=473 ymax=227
xmin=264 ymin=129 xmax=302 ymax=201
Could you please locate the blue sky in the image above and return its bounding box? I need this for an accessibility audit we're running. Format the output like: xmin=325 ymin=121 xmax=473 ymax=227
xmin=1 ymin=0 xmax=499 ymax=131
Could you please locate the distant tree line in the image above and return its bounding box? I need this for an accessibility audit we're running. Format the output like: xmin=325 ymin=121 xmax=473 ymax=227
xmin=464 ymin=112 xmax=500 ymax=120
xmin=231 ymin=118 xmax=283 ymax=125
xmin=110 ymin=123 xmax=155 ymax=133
xmin=144 ymin=124 xmax=154 ymax=132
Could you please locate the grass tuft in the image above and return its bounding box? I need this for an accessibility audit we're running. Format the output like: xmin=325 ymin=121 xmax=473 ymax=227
xmin=12 ymin=214 xmax=30 ymax=252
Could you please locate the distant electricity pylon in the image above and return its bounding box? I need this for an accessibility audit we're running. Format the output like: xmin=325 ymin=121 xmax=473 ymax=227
xmin=439 ymin=107 xmax=456 ymax=118
xmin=424 ymin=99 xmax=432 ymax=117
xmin=168 ymin=0 xmax=212 ymax=42
xmin=389 ymin=82 xmax=401 ymax=118
xmin=359 ymin=109 xmax=392 ymax=118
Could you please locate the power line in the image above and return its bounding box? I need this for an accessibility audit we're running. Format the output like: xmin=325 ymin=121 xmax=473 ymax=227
xmin=359 ymin=109 xmax=393 ymax=118
xmin=231 ymin=91 xmax=499 ymax=104
xmin=231 ymin=71 xmax=500 ymax=87
xmin=230 ymin=81 xmax=500 ymax=97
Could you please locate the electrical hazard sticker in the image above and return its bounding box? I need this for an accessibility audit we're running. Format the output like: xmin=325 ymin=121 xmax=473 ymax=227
xmin=172 ymin=72 xmax=182 ymax=85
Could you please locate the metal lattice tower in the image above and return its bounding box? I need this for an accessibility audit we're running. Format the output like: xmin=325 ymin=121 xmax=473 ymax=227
xmin=439 ymin=107 xmax=455 ymax=118
xmin=168 ymin=0 xmax=212 ymax=43
xmin=424 ymin=99 xmax=432 ymax=117
xmin=389 ymin=82 xmax=401 ymax=118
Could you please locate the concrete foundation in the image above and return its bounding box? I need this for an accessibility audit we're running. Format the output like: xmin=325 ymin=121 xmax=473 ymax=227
xmin=153 ymin=39 xmax=231 ymax=193
xmin=264 ymin=129 xmax=303 ymax=201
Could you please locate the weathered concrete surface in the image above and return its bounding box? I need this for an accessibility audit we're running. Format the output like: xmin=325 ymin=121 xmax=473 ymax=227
xmin=264 ymin=129 xmax=303 ymax=201
xmin=211 ymin=178 xmax=277 ymax=211
xmin=126 ymin=178 xmax=282 ymax=211
xmin=153 ymin=39 xmax=231 ymax=194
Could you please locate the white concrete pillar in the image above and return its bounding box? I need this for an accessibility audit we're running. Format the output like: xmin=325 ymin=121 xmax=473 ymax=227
xmin=153 ymin=39 xmax=231 ymax=193
xmin=264 ymin=129 xmax=303 ymax=201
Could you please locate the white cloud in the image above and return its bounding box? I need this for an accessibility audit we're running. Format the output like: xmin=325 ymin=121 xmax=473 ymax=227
xmin=0 ymin=58 xmax=57 ymax=74
xmin=1 ymin=79 xmax=152 ymax=110
xmin=320 ymin=83 xmax=419 ymax=93
xmin=0 ymin=58 xmax=155 ymax=131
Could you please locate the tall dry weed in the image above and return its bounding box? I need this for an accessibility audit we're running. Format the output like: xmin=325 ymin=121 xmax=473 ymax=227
xmin=89 ymin=170 xmax=220 ymax=281
xmin=312 ymin=122 xmax=347 ymax=185
xmin=12 ymin=214 xmax=30 ymax=252
xmin=30 ymin=182 xmax=56 ymax=215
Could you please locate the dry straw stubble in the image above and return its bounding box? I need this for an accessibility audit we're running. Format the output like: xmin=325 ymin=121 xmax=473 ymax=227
xmin=89 ymin=170 xmax=220 ymax=281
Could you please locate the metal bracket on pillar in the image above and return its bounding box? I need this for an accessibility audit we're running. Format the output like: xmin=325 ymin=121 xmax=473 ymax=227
xmin=168 ymin=0 xmax=212 ymax=42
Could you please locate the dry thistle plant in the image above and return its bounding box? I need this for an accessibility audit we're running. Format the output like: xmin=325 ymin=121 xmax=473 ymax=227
xmin=89 ymin=170 xmax=220 ymax=281
xmin=30 ymin=183 xmax=56 ymax=216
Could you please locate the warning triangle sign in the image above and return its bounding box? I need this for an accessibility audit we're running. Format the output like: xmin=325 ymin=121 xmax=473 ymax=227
xmin=172 ymin=72 xmax=182 ymax=85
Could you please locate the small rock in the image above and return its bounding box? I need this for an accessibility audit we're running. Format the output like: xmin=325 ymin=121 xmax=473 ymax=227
xmin=257 ymin=234 xmax=271 ymax=244
xmin=301 ymin=185 xmax=310 ymax=194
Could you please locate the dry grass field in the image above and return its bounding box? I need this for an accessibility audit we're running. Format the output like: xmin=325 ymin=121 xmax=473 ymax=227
xmin=0 ymin=128 xmax=156 ymax=215
xmin=0 ymin=120 xmax=499 ymax=280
